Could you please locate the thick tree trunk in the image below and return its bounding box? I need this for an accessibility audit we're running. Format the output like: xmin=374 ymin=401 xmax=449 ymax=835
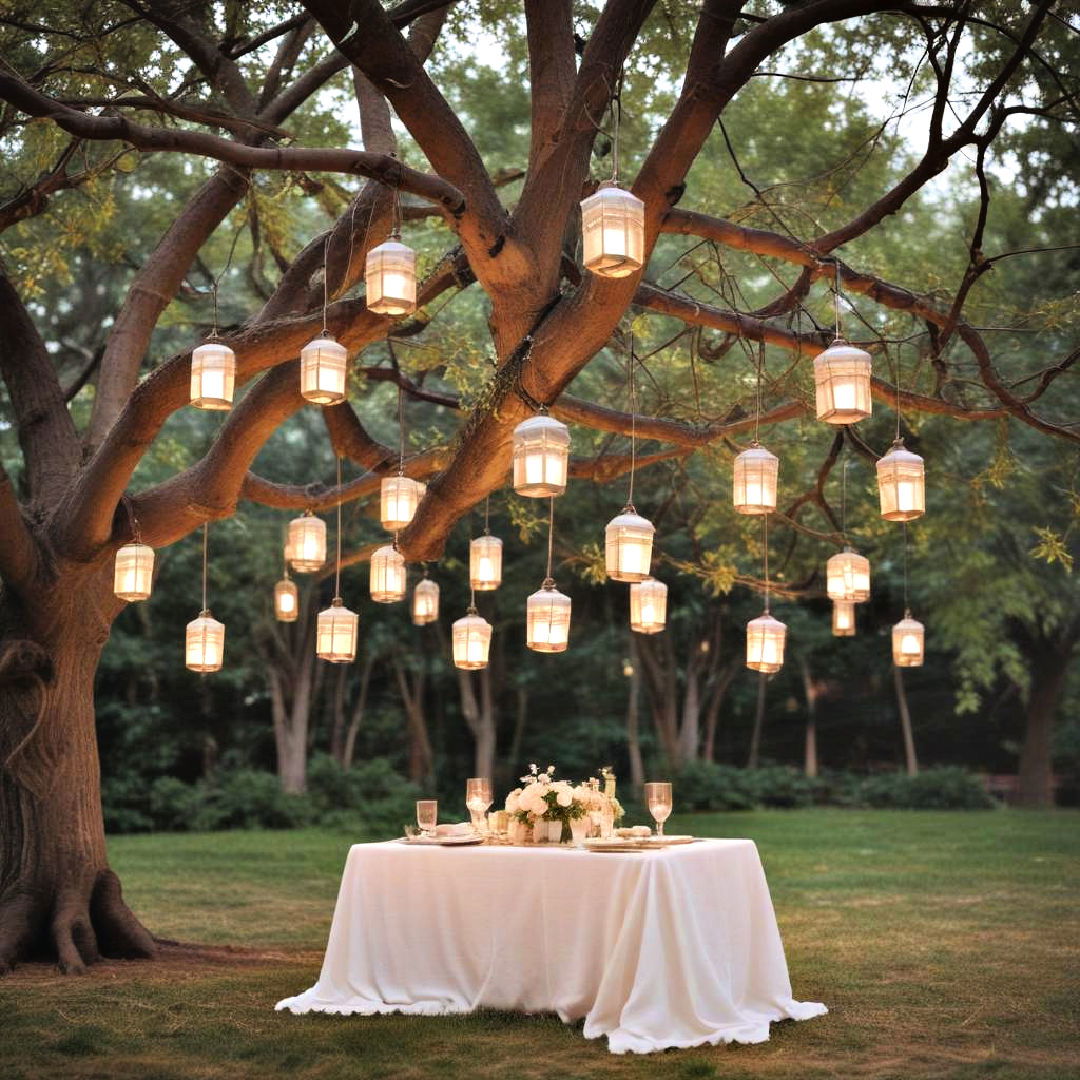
xmin=893 ymin=666 xmax=919 ymax=777
xmin=342 ymin=652 xmax=375 ymax=769
xmin=1016 ymin=629 xmax=1076 ymax=807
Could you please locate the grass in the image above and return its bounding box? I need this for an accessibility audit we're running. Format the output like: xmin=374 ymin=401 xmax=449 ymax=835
xmin=2 ymin=810 xmax=1079 ymax=1079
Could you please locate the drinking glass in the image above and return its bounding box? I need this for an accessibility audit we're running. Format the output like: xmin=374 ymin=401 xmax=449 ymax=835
xmin=416 ymin=799 xmax=438 ymax=837
xmin=644 ymin=782 xmax=673 ymax=837
xmin=465 ymin=777 xmax=493 ymax=832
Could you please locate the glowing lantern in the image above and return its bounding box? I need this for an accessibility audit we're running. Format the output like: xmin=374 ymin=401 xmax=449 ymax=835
xmin=316 ymin=597 xmax=359 ymax=662
xmin=733 ymin=443 xmax=779 ymax=515
xmin=525 ymin=582 xmax=572 ymax=653
xmin=186 ymin=611 xmax=225 ymax=673
xmin=370 ymin=544 xmax=406 ymax=603
xmin=832 ymin=600 xmax=855 ymax=637
xmin=365 ymin=238 xmax=417 ymax=316
xmin=469 ymin=534 xmax=503 ymax=591
xmin=114 ymin=542 xmax=154 ymax=602
xmin=380 ymin=475 xmax=426 ymax=532
xmin=826 ymin=548 xmax=871 ymax=603
xmin=580 ymin=183 xmax=645 ymax=278
xmin=513 ymin=414 xmax=570 ymax=497
xmin=630 ymin=577 xmax=667 ymax=634
xmin=813 ymin=340 xmax=872 ymax=424
xmin=300 ymin=333 xmax=348 ymax=405
xmin=604 ymin=508 xmax=655 ymax=582
xmin=893 ymin=613 xmax=925 ymax=667
xmin=746 ymin=612 xmax=787 ymax=674
xmin=286 ymin=513 xmax=326 ymax=573
xmin=273 ymin=577 xmax=298 ymax=622
xmin=412 ymin=577 xmax=439 ymax=625
xmin=190 ymin=340 xmax=235 ymax=410
xmin=876 ymin=439 xmax=925 ymax=522
xmin=452 ymin=608 xmax=492 ymax=670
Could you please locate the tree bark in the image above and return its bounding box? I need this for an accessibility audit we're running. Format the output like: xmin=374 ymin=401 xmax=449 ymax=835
xmin=893 ymin=666 xmax=919 ymax=778
xmin=801 ymin=656 xmax=819 ymax=778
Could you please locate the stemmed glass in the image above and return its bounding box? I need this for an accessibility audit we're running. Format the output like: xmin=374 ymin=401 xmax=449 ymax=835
xmin=416 ymin=799 xmax=438 ymax=838
xmin=644 ymin=782 xmax=673 ymax=838
xmin=465 ymin=777 xmax=493 ymax=833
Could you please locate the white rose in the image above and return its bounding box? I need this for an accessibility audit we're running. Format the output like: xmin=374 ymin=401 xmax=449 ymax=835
xmin=555 ymin=788 xmax=573 ymax=808
xmin=505 ymin=790 xmax=521 ymax=813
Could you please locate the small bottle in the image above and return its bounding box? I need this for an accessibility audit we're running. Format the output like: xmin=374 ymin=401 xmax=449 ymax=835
xmin=602 ymin=767 xmax=616 ymax=800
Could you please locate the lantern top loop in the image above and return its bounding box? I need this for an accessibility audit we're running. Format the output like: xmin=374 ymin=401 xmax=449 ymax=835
xmin=880 ymin=438 xmax=923 ymax=466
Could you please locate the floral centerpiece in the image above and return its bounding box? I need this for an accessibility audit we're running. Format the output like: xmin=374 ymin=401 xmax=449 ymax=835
xmin=504 ymin=764 xmax=622 ymax=844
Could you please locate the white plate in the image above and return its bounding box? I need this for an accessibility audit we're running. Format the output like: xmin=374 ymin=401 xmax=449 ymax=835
xmin=399 ymin=834 xmax=484 ymax=846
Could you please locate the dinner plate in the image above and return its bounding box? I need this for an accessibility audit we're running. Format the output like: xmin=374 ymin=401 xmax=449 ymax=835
xmin=398 ymin=834 xmax=484 ymax=846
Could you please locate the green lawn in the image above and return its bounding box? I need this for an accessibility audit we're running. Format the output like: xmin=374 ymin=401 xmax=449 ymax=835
xmin=3 ymin=810 xmax=1078 ymax=1080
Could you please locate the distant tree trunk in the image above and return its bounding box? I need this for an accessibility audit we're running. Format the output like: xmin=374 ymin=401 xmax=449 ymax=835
xmin=703 ymin=656 xmax=740 ymax=763
xmin=329 ymin=664 xmax=348 ymax=765
xmin=262 ymin=601 xmax=317 ymax=795
xmin=626 ymin=640 xmax=644 ymax=793
xmin=893 ymin=666 xmax=918 ymax=777
xmin=800 ymin=656 xmax=818 ymax=778
xmin=506 ymin=685 xmax=527 ymax=785
xmin=748 ymin=672 xmax=768 ymax=769
xmin=457 ymin=667 xmax=496 ymax=779
xmin=341 ymin=651 xmax=375 ymax=769
xmin=393 ymin=652 xmax=433 ymax=786
xmin=636 ymin=633 xmax=680 ymax=766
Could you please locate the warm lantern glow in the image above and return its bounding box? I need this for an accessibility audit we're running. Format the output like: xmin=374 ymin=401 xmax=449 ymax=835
xmin=380 ymin=475 xmax=426 ymax=532
xmin=580 ymin=183 xmax=645 ymax=278
xmin=826 ymin=548 xmax=871 ymax=603
xmin=316 ymin=597 xmax=359 ymax=662
xmin=469 ymin=534 xmax=503 ymax=591
xmin=526 ymin=582 xmax=572 ymax=653
xmin=370 ymin=544 xmax=406 ymax=603
xmin=274 ymin=578 xmax=298 ymax=622
xmin=813 ymin=340 xmax=873 ymax=424
xmin=190 ymin=341 xmax=235 ymax=410
xmin=113 ymin=542 xmax=154 ymax=602
xmin=300 ymin=333 xmax=348 ymax=405
xmin=892 ymin=613 xmax=925 ymax=667
xmin=512 ymin=415 xmax=570 ymax=497
xmin=604 ymin=508 xmax=655 ymax=582
xmin=746 ymin=612 xmax=787 ymax=674
xmin=832 ymin=599 xmax=856 ymax=637
xmin=452 ymin=609 xmax=492 ymax=670
xmin=876 ymin=439 xmax=926 ymax=522
xmin=365 ymin=239 xmax=417 ymax=316
xmin=186 ymin=611 xmax=225 ymax=673
xmin=412 ymin=578 xmax=440 ymax=625
xmin=286 ymin=513 xmax=326 ymax=573
xmin=733 ymin=443 xmax=779 ymax=515
xmin=630 ymin=577 xmax=668 ymax=634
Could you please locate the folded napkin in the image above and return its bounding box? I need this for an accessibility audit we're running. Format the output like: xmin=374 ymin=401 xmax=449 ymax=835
xmin=435 ymin=822 xmax=474 ymax=837
xmin=615 ymin=825 xmax=653 ymax=838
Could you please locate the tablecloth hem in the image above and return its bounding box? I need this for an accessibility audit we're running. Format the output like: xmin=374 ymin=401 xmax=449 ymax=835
xmin=275 ymin=994 xmax=472 ymax=1018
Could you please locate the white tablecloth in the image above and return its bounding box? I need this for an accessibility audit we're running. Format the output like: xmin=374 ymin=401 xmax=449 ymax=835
xmin=275 ymin=838 xmax=826 ymax=1054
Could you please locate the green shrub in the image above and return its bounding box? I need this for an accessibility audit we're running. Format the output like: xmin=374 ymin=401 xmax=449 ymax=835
xmin=856 ymin=766 xmax=995 ymax=809
xmin=307 ymin=754 xmax=420 ymax=832
xmin=192 ymin=770 xmax=315 ymax=830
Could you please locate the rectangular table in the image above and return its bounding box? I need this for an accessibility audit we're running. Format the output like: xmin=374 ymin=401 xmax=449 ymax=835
xmin=275 ymin=837 xmax=826 ymax=1054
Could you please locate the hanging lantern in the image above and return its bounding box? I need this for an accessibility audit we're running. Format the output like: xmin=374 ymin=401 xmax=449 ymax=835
xmin=512 ymin=414 xmax=571 ymax=497
xmin=113 ymin=541 xmax=154 ymax=602
xmin=526 ymin=581 xmax=572 ymax=653
xmin=746 ymin=612 xmax=787 ymax=674
xmin=892 ymin=612 xmax=925 ymax=667
xmin=832 ymin=599 xmax=856 ymax=637
xmin=300 ymin=333 xmax=348 ymax=405
xmin=365 ymin=238 xmax=417 ymax=316
xmin=876 ymin=439 xmax=926 ymax=522
xmin=826 ymin=548 xmax=871 ymax=603
xmin=412 ymin=577 xmax=440 ymax=625
xmin=733 ymin=443 xmax=779 ymax=515
xmin=630 ymin=577 xmax=667 ymax=634
xmin=580 ymin=183 xmax=645 ymax=278
xmin=380 ymin=475 xmax=426 ymax=532
xmin=813 ymin=340 xmax=873 ymax=424
xmin=469 ymin=534 xmax=503 ymax=591
xmin=370 ymin=544 xmax=406 ymax=603
xmin=274 ymin=577 xmax=298 ymax=622
xmin=189 ymin=340 xmax=236 ymax=410
xmin=185 ymin=611 xmax=225 ymax=673
xmin=316 ymin=597 xmax=359 ymax=663
xmin=605 ymin=507 xmax=655 ymax=582
xmin=286 ymin=513 xmax=326 ymax=573
xmin=452 ymin=608 xmax=492 ymax=670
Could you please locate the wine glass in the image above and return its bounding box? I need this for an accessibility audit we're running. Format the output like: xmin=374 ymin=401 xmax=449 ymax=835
xmin=644 ymin=782 xmax=673 ymax=837
xmin=465 ymin=777 xmax=493 ymax=832
xmin=416 ymin=799 xmax=438 ymax=837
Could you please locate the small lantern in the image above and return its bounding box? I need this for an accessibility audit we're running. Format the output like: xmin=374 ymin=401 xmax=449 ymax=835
xmin=826 ymin=548 xmax=871 ymax=603
xmin=630 ymin=577 xmax=667 ymax=634
xmin=832 ymin=599 xmax=856 ymax=637
xmin=470 ymin=534 xmax=503 ymax=591
xmin=813 ymin=340 xmax=872 ymax=424
xmin=733 ymin=443 xmax=779 ymax=515
xmin=580 ymin=182 xmax=645 ymax=278
xmin=365 ymin=238 xmax=417 ymax=316
xmin=605 ymin=507 xmax=655 ymax=582
xmin=114 ymin=542 xmax=154 ymax=602
xmin=892 ymin=612 xmax=925 ymax=667
xmin=186 ymin=611 xmax=225 ymax=673
xmin=300 ymin=332 xmax=348 ymax=405
xmin=190 ymin=340 xmax=236 ymax=410
xmin=381 ymin=475 xmax=426 ymax=532
xmin=274 ymin=577 xmax=298 ymax=622
xmin=316 ymin=597 xmax=359 ymax=662
xmin=370 ymin=544 xmax=406 ymax=603
xmin=412 ymin=577 xmax=439 ymax=625
xmin=526 ymin=581 xmax=572 ymax=653
xmin=452 ymin=607 xmax=492 ymax=670
xmin=876 ymin=439 xmax=925 ymax=522
xmin=512 ymin=414 xmax=570 ymax=497
xmin=286 ymin=513 xmax=326 ymax=573
xmin=622 ymin=658 xmax=635 ymax=677
xmin=746 ymin=612 xmax=787 ymax=674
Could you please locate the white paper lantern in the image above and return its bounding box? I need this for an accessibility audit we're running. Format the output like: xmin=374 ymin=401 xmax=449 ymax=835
xmin=380 ymin=475 xmax=426 ymax=532
xmin=832 ymin=599 xmax=855 ymax=637
xmin=190 ymin=341 xmax=235 ymax=410
xmin=746 ymin=612 xmax=787 ymax=674
xmin=580 ymin=183 xmax=645 ymax=278
xmin=186 ymin=611 xmax=225 ymax=673
xmin=630 ymin=577 xmax=668 ymax=634
xmin=876 ymin=439 xmax=926 ymax=522
xmin=604 ymin=508 xmax=655 ymax=582
xmin=512 ymin=414 xmax=570 ymax=497
xmin=300 ymin=333 xmax=348 ymax=405
xmin=733 ymin=443 xmax=779 ymax=515
xmin=370 ymin=544 xmax=406 ymax=603
xmin=316 ymin=597 xmax=359 ymax=662
xmin=469 ymin=534 xmax=503 ymax=591
xmin=114 ymin=542 xmax=154 ymax=602
xmin=452 ymin=608 xmax=492 ymax=670
xmin=813 ymin=340 xmax=872 ymax=424
xmin=274 ymin=577 xmax=298 ymax=622
xmin=365 ymin=239 xmax=417 ymax=316
xmin=286 ymin=513 xmax=326 ymax=573
xmin=892 ymin=613 xmax=925 ymax=667
xmin=826 ymin=548 xmax=871 ymax=603
xmin=412 ymin=577 xmax=440 ymax=625
xmin=526 ymin=582 xmax=572 ymax=653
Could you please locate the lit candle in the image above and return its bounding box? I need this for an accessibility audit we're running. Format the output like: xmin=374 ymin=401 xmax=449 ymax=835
xmin=897 ymin=481 xmax=915 ymax=512
xmin=901 ymin=633 xmax=920 ymax=655
xmin=602 ymin=226 xmax=626 ymax=256
xmin=832 ymin=380 xmax=857 ymax=411
xmin=279 ymin=592 xmax=295 ymax=615
xmin=525 ymin=453 xmax=544 ymax=486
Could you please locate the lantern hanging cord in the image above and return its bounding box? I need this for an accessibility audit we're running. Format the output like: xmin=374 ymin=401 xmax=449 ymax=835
xmin=398 ymin=380 xmax=406 ymax=475
xmin=762 ymin=512 xmax=770 ymax=614
xmin=483 ymin=495 xmax=490 ymax=536
xmin=334 ymin=456 xmax=343 ymax=599
xmin=545 ymin=495 xmax=555 ymax=584
xmin=468 ymin=584 xmax=477 ymax=614
xmin=201 ymin=521 xmax=209 ymax=613
xmin=321 ymin=231 xmax=331 ymax=336
xmin=895 ymin=343 xmax=904 ymax=440
xmin=902 ymin=519 xmax=909 ymax=616
xmin=627 ymin=327 xmax=637 ymax=509
xmin=841 ymin=456 xmax=849 ymax=541
xmin=122 ymin=494 xmax=141 ymax=544
xmin=209 ymin=210 xmax=245 ymax=339
xmin=754 ymin=338 xmax=764 ymax=445
xmin=610 ymin=75 xmax=623 ymax=183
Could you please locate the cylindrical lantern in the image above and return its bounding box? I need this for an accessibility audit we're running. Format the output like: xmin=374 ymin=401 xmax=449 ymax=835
xmin=113 ymin=542 xmax=154 ymax=602
xmin=746 ymin=612 xmax=787 ymax=674
xmin=412 ymin=577 xmax=439 ymax=625
xmin=380 ymin=475 xmax=426 ymax=532
xmin=190 ymin=341 xmax=236 ymax=410
xmin=892 ymin=613 xmax=925 ymax=667
xmin=604 ymin=508 xmax=655 ymax=582
xmin=185 ymin=611 xmax=225 ymax=673
xmin=813 ymin=340 xmax=873 ymax=424
xmin=876 ymin=439 xmax=926 ymax=522
xmin=832 ymin=599 xmax=856 ymax=637
xmin=826 ymin=548 xmax=871 ymax=603
xmin=526 ymin=581 xmax=572 ymax=653
xmin=580 ymin=183 xmax=645 ymax=278
xmin=452 ymin=608 xmax=492 ymax=670
xmin=733 ymin=443 xmax=779 ymax=515
xmin=512 ymin=415 xmax=571 ymax=497
xmin=300 ymin=333 xmax=348 ymax=405
xmin=286 ymin=513 xmax=326 ymax=573
xmin=469 ymin=534 xmax=503 ymax=591
xmin=630 ymin=577 xmax=668 ymax=634
xmin=316 ymin=597 xmax=359 ymax=662
xmin=365 ymin=238 xmax=417 ymax=316
xmin=274 ymin=577 xmax=298 ymax=622
xmin=370 ymin=544 xmax=406 ymax=603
